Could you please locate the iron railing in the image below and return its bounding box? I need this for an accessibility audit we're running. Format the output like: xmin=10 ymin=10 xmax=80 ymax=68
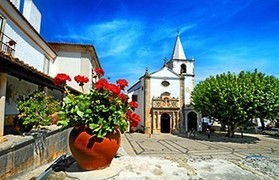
xmin=0 ymin=32 xmax=16 ymax=56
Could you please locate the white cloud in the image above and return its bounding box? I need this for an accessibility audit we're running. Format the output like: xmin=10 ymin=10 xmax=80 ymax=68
xmin=56 ymin=19 xmax=143 ymax=58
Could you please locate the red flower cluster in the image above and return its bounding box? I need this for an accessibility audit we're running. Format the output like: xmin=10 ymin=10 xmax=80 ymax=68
xmin=118 ymin=93 xmax=128 ymax=102
xmin=116 ymin=79 xmax=128 ymax=89
xmin=129 ymin=101 xmax=138 ymax=109
xmin=54 ymin=69 xmax=141 ymax=132
xmin=127 ymin=111 xmax=141 ymax=127
xmin=94 ymin=78 xmax=109 ymax=90
xmin=94 ymin=68 xmax=105 ymax=76
xmin=74 ymin=75 xmax=89 ymax=86
xmin=107 ymin=83 xmax=121 ymax=96
xmin=54 ymin=73 xmax=71 ymax=86
xmin=94 ymin=78 xmax=128 ymax=96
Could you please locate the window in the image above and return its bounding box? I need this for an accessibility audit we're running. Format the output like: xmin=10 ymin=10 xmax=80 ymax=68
xmin=132 ymin=95 xmax=138 ymax=101
xmin=161 ymin=80 xmax=170 ymax=87
xmin=0 ymin=15 xmax=4 ymax=42
xmin=0 ymin=16 xmax=3 ymax=31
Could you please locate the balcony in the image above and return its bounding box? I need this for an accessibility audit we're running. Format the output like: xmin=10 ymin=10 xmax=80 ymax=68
xmin=0 ymin=32 xmax=16 ymax=56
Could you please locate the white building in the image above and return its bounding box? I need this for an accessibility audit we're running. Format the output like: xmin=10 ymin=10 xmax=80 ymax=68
xmin=128 ymin=34 xmax=201 ymax=134
xmin=0 ymin=0 xmax=101 ymax=136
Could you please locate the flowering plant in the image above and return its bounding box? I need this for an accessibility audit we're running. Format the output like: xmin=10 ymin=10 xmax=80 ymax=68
xmin=54 ymin=69 xmax=140 ymax=138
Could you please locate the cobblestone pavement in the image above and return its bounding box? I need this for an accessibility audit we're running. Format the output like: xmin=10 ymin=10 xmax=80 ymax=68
xmin=124 ymin=132 xmax=279 ymax=162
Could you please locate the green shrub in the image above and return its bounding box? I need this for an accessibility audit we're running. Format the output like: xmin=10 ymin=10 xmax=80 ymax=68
xmin=16 ymin=91 xmax=61 ymax=129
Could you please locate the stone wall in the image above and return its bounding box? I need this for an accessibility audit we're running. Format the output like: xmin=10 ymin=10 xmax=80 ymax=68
xmin=0 ymin=126 xmax=71 ymax=179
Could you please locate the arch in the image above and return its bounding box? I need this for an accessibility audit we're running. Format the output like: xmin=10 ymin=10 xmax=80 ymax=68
xmin=180 ymin=64 xmax=186 ymax=74
xmin=187 ymin=111 xmax=197 ymax=131
xmin=160 ymin=113 xmax=170 ymax=133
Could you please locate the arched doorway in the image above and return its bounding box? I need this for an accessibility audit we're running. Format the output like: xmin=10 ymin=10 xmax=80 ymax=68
xmin=161 ymin=113 xmax=170 ymax=133
xmin=188 ymin=112 xmax=197 ymax=131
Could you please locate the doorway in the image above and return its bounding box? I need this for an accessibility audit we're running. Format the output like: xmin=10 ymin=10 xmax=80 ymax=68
xmin=187 ymin=112 xmax=197 ymax=131
xmin=160 ymin=113 xmax=170 ymax=133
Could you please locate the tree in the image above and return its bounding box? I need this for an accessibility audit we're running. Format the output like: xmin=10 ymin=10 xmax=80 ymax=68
xmin=250 ymin=70 xmax=279 ymax=130
xmin=192 ymin=70 xmax=279 ymax=137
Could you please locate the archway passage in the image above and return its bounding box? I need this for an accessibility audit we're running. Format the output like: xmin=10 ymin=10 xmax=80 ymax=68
xmin=161 ymin=113 xmax=170 ymax=133
xmin=188 ymin=112 xmax=197 ymax=131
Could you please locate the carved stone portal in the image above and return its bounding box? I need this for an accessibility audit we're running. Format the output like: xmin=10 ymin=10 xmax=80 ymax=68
xmin=151 ymin=95 xmax=180 ymax=134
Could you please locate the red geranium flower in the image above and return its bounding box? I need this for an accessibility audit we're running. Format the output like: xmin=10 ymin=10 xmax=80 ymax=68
xmin=127 ymin=111 xmax=140 ymax=127
xmin=94 ymin=78 xmax=109 ymax=90
xmin=116 ymin=79 xmax=128 ymax=89
xmin=129 ymin=101 xmax=138 ymax=109
xmin=118 ymin=93 xmax=128 ymax=102
xmin=94 ymin=68 xmax=105 ymax=76
xmin=74 ymin=75 xmax=89 ymax=86
xmin=54 ymin=73 xmax=71 ymax=86
xmin=107 ymin=83 xmax=121 ymax=96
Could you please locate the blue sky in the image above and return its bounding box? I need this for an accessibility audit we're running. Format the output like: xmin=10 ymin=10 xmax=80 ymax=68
xmin=34 ymin=0 xmax=279 ymax=86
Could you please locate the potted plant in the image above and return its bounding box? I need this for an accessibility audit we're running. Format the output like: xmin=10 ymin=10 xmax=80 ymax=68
xmin=16 ymin=91 xmax=61 ymax=134
xmin=54 ymin=68 xmax=140 ymax=170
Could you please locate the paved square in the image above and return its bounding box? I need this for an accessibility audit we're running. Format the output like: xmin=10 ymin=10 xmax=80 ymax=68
xmin=124 ymin=132 xmax=279 ymax=160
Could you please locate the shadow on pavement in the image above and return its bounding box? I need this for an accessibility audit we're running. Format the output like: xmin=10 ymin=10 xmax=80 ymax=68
xmin=174 ymin=131 xmax=260 ymax=144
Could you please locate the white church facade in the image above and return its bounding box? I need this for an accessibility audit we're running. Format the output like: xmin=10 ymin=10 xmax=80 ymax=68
xmin=128 ymin=35 xmax=202 ymax=134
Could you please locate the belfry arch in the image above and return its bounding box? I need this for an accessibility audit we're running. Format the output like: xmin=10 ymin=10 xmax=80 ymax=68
xmin=180 ymin=64 xmax=186 ymax=74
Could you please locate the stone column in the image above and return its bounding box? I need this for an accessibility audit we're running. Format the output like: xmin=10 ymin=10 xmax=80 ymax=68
xmin=152 ymin=111 xmax=157 ymax=133
xmin=155 ymin=111 xmax=158 ymax=129
xmin=179 ymin=75 xmax=185 ymax=132
xmin=172 ymin=111 xmax=176 ymax=131
xmin=143 ymin=69 xmax=151 ymax=134
xmin=158 ymin=113 xmax=161 ymax=133
xmin=0 ymin=73 xmax=7 ymax=136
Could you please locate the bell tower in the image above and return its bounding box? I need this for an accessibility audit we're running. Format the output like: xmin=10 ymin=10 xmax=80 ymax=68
xmin=167 ymin=33 xmax=195 ymax=106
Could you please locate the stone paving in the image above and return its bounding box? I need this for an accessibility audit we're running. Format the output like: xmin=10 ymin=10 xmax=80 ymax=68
xmin=20 ymin=131 xmax=279 ymax=179
xmin=121 ymin=132 xmax=279 ymax=179
xmin=123 ymin=132 xmax=279 ymax=163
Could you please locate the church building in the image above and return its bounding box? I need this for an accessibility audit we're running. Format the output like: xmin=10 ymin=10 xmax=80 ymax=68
xmin=128 ymin=34 xmax=202 ymax=134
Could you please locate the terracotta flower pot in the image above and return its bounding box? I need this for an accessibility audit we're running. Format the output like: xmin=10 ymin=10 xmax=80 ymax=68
xmin=69 ymin=127 xmax=121 ymax=170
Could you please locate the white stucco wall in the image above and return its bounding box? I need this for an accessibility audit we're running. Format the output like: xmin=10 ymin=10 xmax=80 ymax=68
xmin=150 ymin=67 xmax=180 ymax=100
xmin=9 ymin=0 xmax=20 ymax=10
xmin=184 ymin=76 xmax=194 ymax=105
xmin=49 ymin=51 xmax=93 ymax=92
xmin=150 ymin=78 xmax=180 ymax=99
xmin=23 ymin=0 xmax=41 ymax=33
xmin=4 ymin=19 xmax=45 ymax=71
xmin=171 ymin=60 xmax=194 ymax=75
xmin=127 ymin=80 xmax=144 ymax=129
